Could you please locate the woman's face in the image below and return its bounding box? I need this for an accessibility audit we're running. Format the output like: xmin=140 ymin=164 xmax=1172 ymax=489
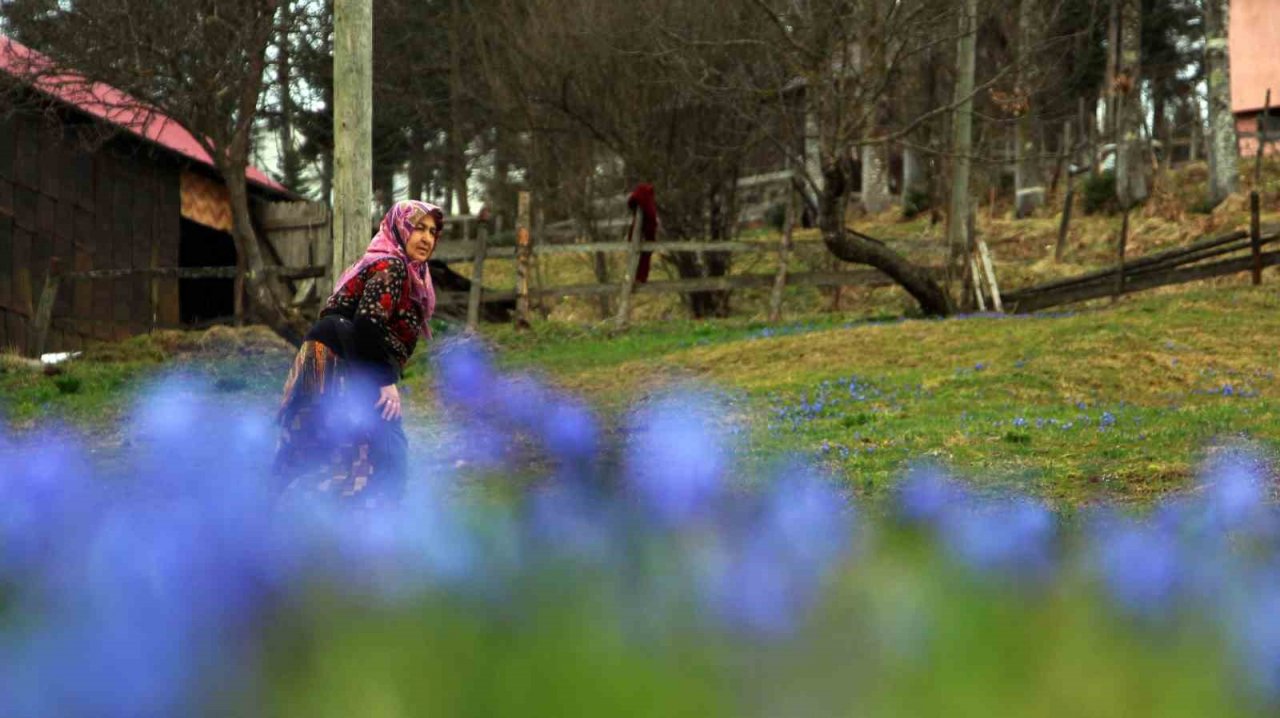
xmin=405 ymin=214 xmax=440 ymax=263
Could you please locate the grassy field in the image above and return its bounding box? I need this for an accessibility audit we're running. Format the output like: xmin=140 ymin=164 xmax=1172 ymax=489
xmin=4 ymin=281 xmax=1279 ymax=507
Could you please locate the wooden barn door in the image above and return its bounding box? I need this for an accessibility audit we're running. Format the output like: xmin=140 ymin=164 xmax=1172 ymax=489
xmin=258 ymin=201 xmax=331 ymax=310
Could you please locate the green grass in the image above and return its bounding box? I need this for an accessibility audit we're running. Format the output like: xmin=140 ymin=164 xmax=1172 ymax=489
xmin=0 ymin=325 xmax=295 ymax=431
xmin=5 ymin=283 xmax=1279 ymax=506
xmin=482 ymin=284 xmax=1280 ymax=506
xmin=6 ymin=257 xmax=1280 ymax=507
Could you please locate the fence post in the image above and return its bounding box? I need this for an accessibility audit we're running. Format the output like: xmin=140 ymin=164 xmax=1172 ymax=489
xmin=1251 ymin=89 xmax=1270 ymax=286
xmin=233 ymin=254 xmax=246 ymax=327
xmin=515 ymin=191 xmax=532 ymax=329
xmin=1113 ymin=207 xmax=1130 ymax=302
xmin=1055 ymin=120 xmax=1075 ymax=262
xmin=534 ymin=207 xmax=548 ymax=317
xmin=977 ymin=238 xmax=1003 ymax=312
xmin=30 ymin=257 xmax=62 ymax=358
xmin=768 ymin=189 xmax=795 ymax=322
xmin=614 ymin=208 xmax=643 ymax=329
xmin=466 ymin=219 xmax=489 ymax=332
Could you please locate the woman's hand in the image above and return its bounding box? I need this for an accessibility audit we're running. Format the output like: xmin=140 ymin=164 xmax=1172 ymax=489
xmin=375 ymin=383 xmax=402 ymax=421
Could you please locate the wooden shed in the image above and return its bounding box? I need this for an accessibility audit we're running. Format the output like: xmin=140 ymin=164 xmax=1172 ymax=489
xmin=0 ymin=35 xmax=317 ymax=355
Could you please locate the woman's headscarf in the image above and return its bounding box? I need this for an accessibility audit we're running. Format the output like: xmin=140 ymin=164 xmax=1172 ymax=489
xmin=330 ymin=200 xmax=445 ymax=338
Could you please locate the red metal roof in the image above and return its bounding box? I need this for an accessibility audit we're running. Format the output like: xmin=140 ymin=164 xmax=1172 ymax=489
xmin=0 ymin=34 xmax=291 ymax=195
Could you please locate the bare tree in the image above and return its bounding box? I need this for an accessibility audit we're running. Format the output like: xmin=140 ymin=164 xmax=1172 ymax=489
xmin=2 ymin=0 xmax=311 ymax=341
xmin=1203 ymin=0 xmax=1237 ymax=206
xmin=468 ymin=0 xmax=760 ymax=317
xmin=1013 ymin=0 xmax=1045 ymax=218
xmin=948 ymin=0 xmax=978 ymax=276
xmin=1114 ymin=0 xmax=1148 ymax=208
xmin=749 ymin=0 xmax=1055 ymax=315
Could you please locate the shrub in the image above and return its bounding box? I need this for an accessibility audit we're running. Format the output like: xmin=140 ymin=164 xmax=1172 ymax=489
xmin=1082 ymin=170 xmax=1119 ymax=215
xmin=765 ymin=202 xmax=788 ymax=232
xmin=902 ymin=188 xmax=932 ymax=219
xmin=53 ymin=375 xmax=82 ymax=395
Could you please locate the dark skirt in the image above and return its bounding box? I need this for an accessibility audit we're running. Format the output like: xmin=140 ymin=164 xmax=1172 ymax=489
xmin=271 ymin=340 xmax=408 ymax=504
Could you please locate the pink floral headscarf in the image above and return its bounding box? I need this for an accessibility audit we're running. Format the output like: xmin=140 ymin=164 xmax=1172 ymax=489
xmin=330 ymin=200 xmax=444 ymax=338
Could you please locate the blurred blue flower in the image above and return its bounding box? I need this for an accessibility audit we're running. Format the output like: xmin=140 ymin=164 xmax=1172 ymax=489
xmin=1090 ymin=519 xmax=1182 ymax=617
xmin=940 ymin=496 xmax=1056 ymax=580
xmin=624 ymin=389 xmax=731 ymax=526
xmin=895 ymin=464 xmax=966 ymax=526
xmin=539 ymin=399 xmax=600 ymax=472
xmin=1199 ymin=449 xmax=1269 ymax=536
xmin=1225 ymin=569 xmax=1280 ymax=700
xmin=433 ymin=337 xmax=497 ymax=408
xmin=698 ymin=464 xmax=854 ymax=637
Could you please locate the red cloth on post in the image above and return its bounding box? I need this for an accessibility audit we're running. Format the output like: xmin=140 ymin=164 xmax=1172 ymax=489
xmin=627 ymin=184 xmax=658 ymax=284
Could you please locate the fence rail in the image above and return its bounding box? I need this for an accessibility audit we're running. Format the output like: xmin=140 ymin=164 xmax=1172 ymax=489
xmin=433 ymin=198 xmax=897 ymax=331
xmin=28 ymin=262 xmax=326 ymax=357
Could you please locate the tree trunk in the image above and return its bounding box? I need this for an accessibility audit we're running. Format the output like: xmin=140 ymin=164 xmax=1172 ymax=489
xmin=334 ymin=0 xmax=373 ymax=279
xmin=902 ymin=146 xmax=927 ymax=205
xmin=448 ymin=0 xmax=471 ymax=216
xmin=277 ymin=1 xmax=302 ymax=191
xmin=220 ymin=159 xmax=309 ymax=344
xmin=407 ymin=128 xmax=426 ymax=201
xmin=821 ymin=163 xmax=952 ymax=316
xmin=373 ymin=159 xmax=395 ymax=217
xmin=1014 ymin=0 xmax=1043 ymax=218
xmin=1115 ymin=0 xmax=1147 ymax=208
xmin=321 ymin=76 xmax=334 ymax=204
xmin=1205 ymin=0 xmax=1239 ymax=206
xmin=947 ymin=0 xmax=977 ymax=272
xmin=861 ymin=143 xmax=892 ymax=214
xmin=1105 ymin=0 xmax=1120 ymax=141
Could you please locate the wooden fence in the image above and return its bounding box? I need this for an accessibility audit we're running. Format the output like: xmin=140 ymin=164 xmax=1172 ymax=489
xmin=26 ymin=260 xmax=325 ymax=357
xmin=434 ymin=192 xmax=909 ymax=331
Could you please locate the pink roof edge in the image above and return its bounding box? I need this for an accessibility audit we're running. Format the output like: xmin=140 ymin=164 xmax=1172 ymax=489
xmin=0 ymin=34 xmax=293 ymax=196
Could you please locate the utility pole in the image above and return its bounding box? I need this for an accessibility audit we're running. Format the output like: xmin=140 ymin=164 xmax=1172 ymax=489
xmin=947 ymin=0 xmax=978 ymax=277
xmin=333 ymin=0 xmax=373 ymax=286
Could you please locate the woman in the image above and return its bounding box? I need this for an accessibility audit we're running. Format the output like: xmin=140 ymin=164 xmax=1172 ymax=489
xmin=272 ymin=200 xmax=444 ymax=505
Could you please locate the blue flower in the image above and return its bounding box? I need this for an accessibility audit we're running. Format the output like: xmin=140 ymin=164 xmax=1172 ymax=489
xmin=433 ymin=337 xmax=497 ymax=408
xmin=624 ymin=389 xmax=730 ymax=527
xmin=895 ymin=464 xmax=966 ymax=526
xmin=698 ymin=465 xmax=854 ymax=637
xmin=538 ymin=400 xmax=599 ymax=475
xmin=1100 ymin=412 xmax=1116 ymax=429
xmin=940 ymin=497 xmax=1056 ymax=580
xmin=1199 ymin=449 xmax=1268 ymax=536
xmin=1090 ymin=519 xmax=1182 ymax=618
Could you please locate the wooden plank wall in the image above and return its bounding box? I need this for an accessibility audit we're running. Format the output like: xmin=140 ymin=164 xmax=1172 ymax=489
xmin=0 ymin=110 xmax=182 ymax=353
xmin=260 ymin=200 xmax=331 ymax=300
